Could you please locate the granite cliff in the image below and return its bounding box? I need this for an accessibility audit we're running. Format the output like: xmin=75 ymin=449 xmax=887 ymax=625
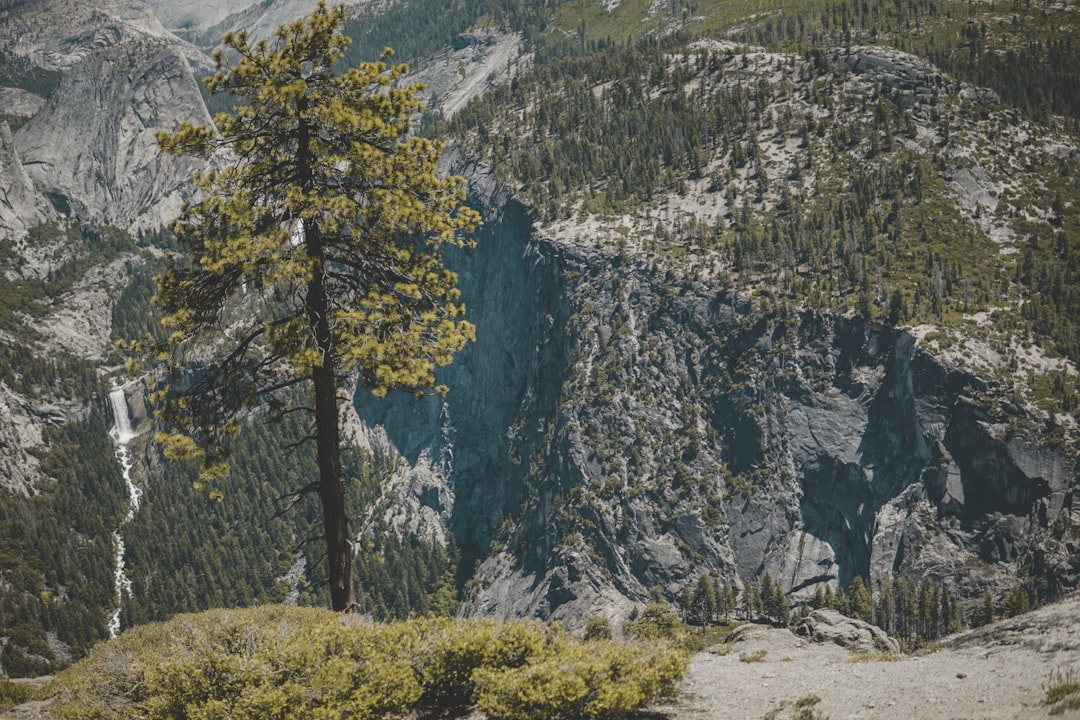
xmin=362 ymin=167 xmax=1079 ymax=627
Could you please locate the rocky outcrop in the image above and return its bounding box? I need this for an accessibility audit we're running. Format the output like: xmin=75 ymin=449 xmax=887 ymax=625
xmin=0 ymin=0 xmax=178 ymax=71
xmin=0 ymin=122 xmax=54 ymax=239
xmin=38 ymin=253 xmax=142 ymax=360
xmin=0 ymin=90 xmax=45 ymax=122
xmin=140 ymin=0 xmax=261 ymax=34
xmin=191 ymin=0 xmax=384 ymax=46
xmin=13 ymin=40 xmax=209 ymax=233
xmin=0 ymin=387 xmax=42 ymax=496
xmin=411 ymin=30 xmax=526 ymax=120
xmin=793 ymin=609 xmax=900 ymax=654
xmin=829 ymin=45 xmax=951 ymax=101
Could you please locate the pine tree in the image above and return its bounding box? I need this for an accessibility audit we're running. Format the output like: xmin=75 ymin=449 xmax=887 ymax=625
xmin=875 ymin=577 xmax=895 ymax=635
xmin=691 ymin=573 xmax=716 ymax=626
xmin=148 ymin=2 xmax=479 ymax=611
xmin=847 ymin=575 xmax=873 ymax=623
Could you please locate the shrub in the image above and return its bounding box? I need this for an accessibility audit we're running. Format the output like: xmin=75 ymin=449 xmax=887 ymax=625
xmin=0 ymin=680 xmax=42 ymax=712
xmin=50 ymin=605 xmax=688 ymax=720
xmin=583 ymin=616 xmax=613 ymax=641
xmin=473 ymin=638 xmax=687 ymax=720
xmin=409 ymin=617 xmax=549 ymax=714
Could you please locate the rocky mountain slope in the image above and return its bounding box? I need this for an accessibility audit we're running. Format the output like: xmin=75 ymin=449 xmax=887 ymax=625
xmin=372 ymin=15 xmax=1080 ymax=628
xmin=0 ymin=0 xmax=1077 ymax=677
xmin=372 ymin=161 xmax=1079 ymax=627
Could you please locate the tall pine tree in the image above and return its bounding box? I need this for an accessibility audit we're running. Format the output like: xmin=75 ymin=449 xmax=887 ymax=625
xmin=148 ymin=2 xmax=479 ymax=611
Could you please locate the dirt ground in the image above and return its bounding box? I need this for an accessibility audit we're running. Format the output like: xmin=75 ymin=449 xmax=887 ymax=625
xmin=650 ymin=593 xmax=1080 ymax=720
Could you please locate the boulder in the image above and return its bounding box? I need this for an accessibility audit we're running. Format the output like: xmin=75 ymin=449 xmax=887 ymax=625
xmin=793 ymin=609 xmax=900 ymax=655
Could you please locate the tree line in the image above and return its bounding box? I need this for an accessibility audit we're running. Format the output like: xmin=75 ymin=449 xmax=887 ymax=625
xmin=671 ymin=572 xmax=1040 ymax=647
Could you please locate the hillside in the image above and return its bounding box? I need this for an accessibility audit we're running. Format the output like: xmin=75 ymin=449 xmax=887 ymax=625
xmin=0 ymin=0 xmax=1077 ymax=682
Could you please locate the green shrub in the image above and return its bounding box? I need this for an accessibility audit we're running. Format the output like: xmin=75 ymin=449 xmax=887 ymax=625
xmin=624 ymin=601 xmax=705 ymax=651
xmin=50 ymin=605 xmax=687 ymax=720
xmin=583 ymin=615 xmax=613 ymax=641
xmin=0 ymin=679 xmax=42 ymax=712
xmin=473 ymin=638 xmax=687 ymax=720
xmin=409 ymin=616 xmax=549 ymax=714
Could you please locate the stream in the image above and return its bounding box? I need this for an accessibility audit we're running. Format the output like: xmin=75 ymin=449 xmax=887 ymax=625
xmin=107 ymin=386 xmax=142 ymax=638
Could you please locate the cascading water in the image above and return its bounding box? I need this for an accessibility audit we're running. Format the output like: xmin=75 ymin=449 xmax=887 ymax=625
xmin=107 ymin=386 xmax=142 ymax=638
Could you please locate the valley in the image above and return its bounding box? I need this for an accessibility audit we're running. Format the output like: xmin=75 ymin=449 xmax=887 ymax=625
xmin=0 ymin=0 xmax=1077 ymax=716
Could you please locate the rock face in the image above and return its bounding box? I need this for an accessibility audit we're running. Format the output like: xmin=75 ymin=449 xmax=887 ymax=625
xmin=0 ymin=389 xmax=43 ymax=496
xmin=793 ymin=609 xmax=901 ymax=654
xmin=13 ymin=40 xmax=209 ymax=232
xmin=410 ymin=30 xmax=526 ymax=120
xmin=363 ymin=161 xmax=1078 ymax=629
xmin=140 ymin=0 xmax=262 ymax=33
xmin=188 ymin=0 xmax=386 ymax=45
xmin=0 ymin=122 xmax=54 ymax=239
xmin=0 ymin=90 xmax=46 ymax=121
xmin=0 ymin=0 xmax=177 ymax=71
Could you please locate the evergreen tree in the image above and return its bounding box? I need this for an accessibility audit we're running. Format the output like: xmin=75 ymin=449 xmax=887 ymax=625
xmin=740 ymin=580 xmax=760 ymax=621
xmin=875 ymin=577 xmax=895 ymax=635
xmin=148 ymin=3 xmax=479 ymax=611
xmin=759 ymin=572 xmax=790 ymax=626
xmin=833 ymin=585 xmax=848 ymax=616
xmin=973 ymin=592 xmax=997 ymax=628
xmin=691 ymin=573 xmax=716 ymax=626
xmin=847 ymin=576 xmax=873 ymax=623
xmin=679 ymin=585 xmax=694 ymax=623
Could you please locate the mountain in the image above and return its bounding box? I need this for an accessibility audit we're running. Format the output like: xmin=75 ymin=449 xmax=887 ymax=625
xmin=0 ymin=0 xmax=1077 ymax=679
xmin=373 ymin=0 xmax=1080 ymax=627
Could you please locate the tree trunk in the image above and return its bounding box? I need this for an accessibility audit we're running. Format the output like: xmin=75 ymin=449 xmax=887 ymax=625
xmin=297 ymin=105 xmax=355 ymax=612
xmin=313 ymin=350 xmax=355 ymax=612
xmin=306 ymin=218 xmax=356 ymax=612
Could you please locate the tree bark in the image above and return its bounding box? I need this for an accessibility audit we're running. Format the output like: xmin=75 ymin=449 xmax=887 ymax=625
xmin=299 ymin=103 xmax=355 ymax=612
xmin=307 ymin=226 xmax=356 ymax=612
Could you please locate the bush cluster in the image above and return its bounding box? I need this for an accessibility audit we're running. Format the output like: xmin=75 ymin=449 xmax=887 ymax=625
xmin=50 ymin=606 xmax=688 ymax=720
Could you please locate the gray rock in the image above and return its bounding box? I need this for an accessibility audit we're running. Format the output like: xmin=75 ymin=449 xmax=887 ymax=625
xmin=0 ymin=89 xmax=45 ymax=121
xmin=0 ymin=0 xmax=177 ymax=71
xmin=0 ymin=122 xmax=54 ymax=239
xmin=794 ymin=609 xmax=901 ymax=655
xmin=14 ymin=40 xmax=209 ymax=233
xmin=366 ymin=196 xmax=1078 ymax=625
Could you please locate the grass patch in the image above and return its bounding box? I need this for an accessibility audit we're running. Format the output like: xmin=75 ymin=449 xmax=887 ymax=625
xmin=1046 ymin=668 xmax=1080 ymax=716
xmin=846 ymin=651 xmax=898 ymax=663
xmin=739 ymin=649 xmax=768 ymax=663
xmin=763 ymin=694 xmax=830 ymax=720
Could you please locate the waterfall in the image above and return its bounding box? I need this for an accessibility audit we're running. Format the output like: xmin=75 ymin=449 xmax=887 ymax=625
xmin=278 ymin=555 xmax=307 ymax=606
xmin=109 ymin=388 xmax=135 ymax=444
xmin=107 ymin=386 xmax=142 ymax=638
